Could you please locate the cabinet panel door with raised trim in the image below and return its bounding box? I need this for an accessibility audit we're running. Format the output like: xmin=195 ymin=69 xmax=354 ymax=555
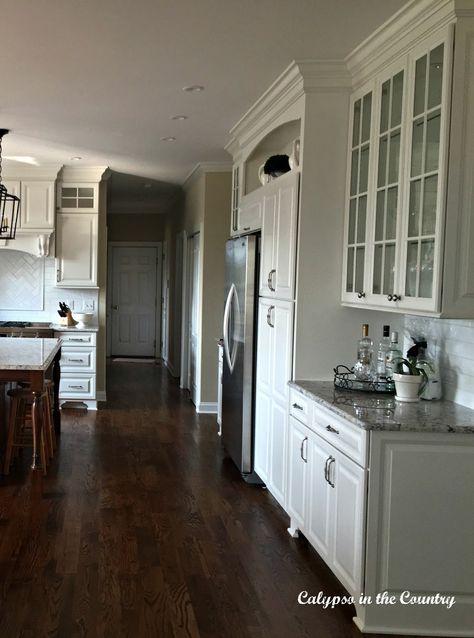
xmin=56 ymin=213 xmax=98 ymax=287
xmin=20 ymin=181 xmax=55 ymax=229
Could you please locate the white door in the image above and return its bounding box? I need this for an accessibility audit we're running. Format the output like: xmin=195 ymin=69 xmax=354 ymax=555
xmin=287 ymin=416 xmax=309 ymax=532
xmin=111 ymin=246 xmax=159 ymax=356
xmin=306 ymin=434 xmax=333 ymax=563
xmin=270 ymin=300 xmax=294 ymax=405
xmin=269 ymin=400 xmax=288 ymax=508
xmin=189 ymin=233 xmax=201 ymax=405
xmin=161 ymin=241 xmax=169 ymax=362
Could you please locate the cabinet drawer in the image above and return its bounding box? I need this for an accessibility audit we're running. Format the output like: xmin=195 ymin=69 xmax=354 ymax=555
xmin=312 ymin=403 xmax=367 ymax=467
xmin=289 ymin=388 xmax=311 ymax=425
xmin=55 ymin=331 xmax=96 ymax=346
xmin=60 ymin=346 xmax=96 ymax=372
xmin=59 ymin=374 xmax=96 ymax=399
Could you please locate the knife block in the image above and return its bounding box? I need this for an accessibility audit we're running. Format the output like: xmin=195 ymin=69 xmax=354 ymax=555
xmin=59 ymin=312 xmax=78 ymax=327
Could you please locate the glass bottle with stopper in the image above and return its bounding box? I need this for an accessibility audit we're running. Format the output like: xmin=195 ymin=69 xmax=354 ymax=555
xmin=353 ymin=324 xmax=374 ymax=380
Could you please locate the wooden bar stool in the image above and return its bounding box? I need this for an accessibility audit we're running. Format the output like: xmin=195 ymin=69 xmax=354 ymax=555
xmin=3 ymin=387 xmax=51 ymax=475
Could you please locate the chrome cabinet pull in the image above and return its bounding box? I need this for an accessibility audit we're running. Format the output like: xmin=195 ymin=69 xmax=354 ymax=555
xmin=327 ymin=457 xmax=335 ymax=488
xmin=357 ymin=292 xmax=366 ymax=299
xmin=300 ymin=437 xmax=308 ymax=463
xmin=326 ymin=425 xmax=339 ymax=435
xmin=324 ymin=456 xmax=330 ymax=482
xmin=392 ymin=294 xmax=401 ymax=301
xmin=267 ymin=269 xmax=276 ymax=292
xmin=266 ymin=305 xmax=275 ymax=328
xmin=67 ymin=358 xmax=84 ymax=363
xmin=292 ymin=402 xmax=303 ymax=410
xmin=68 ymin=385 xmax=84 ymax=389
xmin=387 ymin=294 xmax=393 ymax=301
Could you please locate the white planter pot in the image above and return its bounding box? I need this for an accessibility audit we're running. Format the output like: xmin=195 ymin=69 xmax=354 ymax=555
xmin=393 ymin=373 xmax=422 ymax=402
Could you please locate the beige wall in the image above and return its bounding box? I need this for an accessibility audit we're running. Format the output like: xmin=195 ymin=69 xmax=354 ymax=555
xmin=107 ymin=213 xmax=166 ymax=242
xmin=97 ymin=181 xmax=108 ymax=397
xmin=200 ymin=172 xmax=232 ymax=404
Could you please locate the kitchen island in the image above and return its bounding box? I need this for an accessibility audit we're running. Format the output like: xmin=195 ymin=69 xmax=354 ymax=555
xmin=288 ymin=381 xmax=474 ymax=637
xmin=0 ymin=338 xmax=61 ymax=472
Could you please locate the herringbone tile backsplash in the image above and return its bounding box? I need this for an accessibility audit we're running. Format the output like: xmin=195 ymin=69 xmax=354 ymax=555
xmin=0 ymin=250 xmax=98 ymax=322
xmin=0 ymin=251 xmax=44 ymax=309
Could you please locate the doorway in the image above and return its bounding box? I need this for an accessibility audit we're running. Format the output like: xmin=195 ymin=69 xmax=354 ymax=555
xmin=109 ymin=244 xmax=162 ymax=357
xmin=180 ymin=231 xmax=201 ymax=406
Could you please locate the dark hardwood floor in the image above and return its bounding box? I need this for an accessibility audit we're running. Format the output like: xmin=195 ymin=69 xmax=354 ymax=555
xmin=0 ymin=362 xmax=423 ymax=638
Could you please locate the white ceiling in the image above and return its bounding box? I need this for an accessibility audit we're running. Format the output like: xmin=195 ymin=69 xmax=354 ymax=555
xmin=1 ymin=0 xmax=407 ymax=208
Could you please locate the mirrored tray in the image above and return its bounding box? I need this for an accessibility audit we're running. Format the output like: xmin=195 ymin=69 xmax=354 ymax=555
xmin=334 ymin=365 xmax=395 ymax=394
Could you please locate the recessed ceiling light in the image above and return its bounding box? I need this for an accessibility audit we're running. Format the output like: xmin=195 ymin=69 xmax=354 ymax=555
xmin=182 ymin=85 xmax=205 ymax=92
xmin=71 ymin=156 xmax=82 ymax=161
xmin=160 ymin=136 xmax=176 ymax=142
xmin=171 ymin=114 xmax=188 ymax=120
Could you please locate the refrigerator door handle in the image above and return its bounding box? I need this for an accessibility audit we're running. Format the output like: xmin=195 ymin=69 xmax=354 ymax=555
xmin=223 ymin=283 xmax=239 ymax=373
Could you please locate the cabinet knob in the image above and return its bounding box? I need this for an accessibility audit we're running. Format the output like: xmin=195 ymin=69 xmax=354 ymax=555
xmin=392 ymin=294 xmax=401 ymax=302
xmin=387 ymin=294 xmax=393 ymax=301
xmin=357 ymin=292 xmax=366 ymax=299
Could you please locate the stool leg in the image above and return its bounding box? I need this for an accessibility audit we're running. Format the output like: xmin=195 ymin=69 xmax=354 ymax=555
xmin=44 ymin=386 xmax=55 ymax=458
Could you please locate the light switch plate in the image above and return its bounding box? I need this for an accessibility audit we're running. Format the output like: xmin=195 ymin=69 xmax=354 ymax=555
xmin=83 ymin=299 xmax=95 ymax=311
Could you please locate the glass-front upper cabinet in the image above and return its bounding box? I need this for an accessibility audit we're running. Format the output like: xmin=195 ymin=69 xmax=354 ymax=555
xmin=342 ymin=29 xmax=451 ymax=314
xmin=399 ymin=40 xmax=448 ymax=313
xmin=342 ymin=89 xmax=372 ymax=302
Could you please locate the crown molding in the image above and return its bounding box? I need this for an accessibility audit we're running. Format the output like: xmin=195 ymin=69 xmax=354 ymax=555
xmin=2 ymin=163 xmax=62 ymax=180
xmin=59 ymin=165 xmax=111 ymax=182
xmin=346 ymin=0 xmax=462 ymax=87
xmin=226 ymin=59 xmax=351 ymax=156
xmin=183 ymin=161 xmax=232 ymax=190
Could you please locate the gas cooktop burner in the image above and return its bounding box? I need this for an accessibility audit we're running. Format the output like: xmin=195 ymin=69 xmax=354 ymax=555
xmin=0 ymin=321 xmax=32 ymax=328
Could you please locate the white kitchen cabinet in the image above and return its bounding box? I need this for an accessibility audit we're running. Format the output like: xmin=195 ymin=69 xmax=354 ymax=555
xmin=288 ymin=412 xmax=366 ymax=597
xmin=230 ymin=188 xmax=262 ymax=236
xmin=54 ymin=330 xmax=97 ymax=409
xmin=55 ymin=213 xmax=98 ymax=287
xmin=19 ymin=181 xmax=55 ymax=230
xmin=259 ymin=171 xmax=299 ymax=301
xmin=57 ymin=182 xmax=99 ymax=213
xmin=254 ymin=297 xmax=293 ymax=508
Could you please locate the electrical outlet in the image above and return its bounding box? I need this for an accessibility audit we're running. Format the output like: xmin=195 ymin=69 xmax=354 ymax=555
xmin=83 ymin=299 xmax=95 ymax=312
xmin=66 ymin=299 xmax=75 ymax=310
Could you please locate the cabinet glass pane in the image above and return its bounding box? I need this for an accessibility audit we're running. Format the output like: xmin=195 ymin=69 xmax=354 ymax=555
xmin=346 ymin=247 xmax=354 ymax=292
xmin=380 ymin=80 xmax=390 ymax=133
xmin=62 ymin=188 xmax=77 ymax=198
xmin=352 ymin=100 xmax=361 ymax=146
xmin=373 ymin=245 xmax=382 ymax=294
xmin=422 ymin=175 xmax=438 ymax=235
xmin=388 ymin=131 xmax=401 ymax=184
xmin=425 ymin=111 xmax=440 ymax=173
xmin=405 ymin=241 xmax=419 ymax=297
xmin=378 ymin=135 xmax=388 ymax=187
xmin=78 ymin=198 xmax=94 ymax=208
xmin=414 ymin=56 xmax=427 ymax=116
xmin=428 ymin=45 xmax=444 ymax=109
xmin=375 ymin=190 xmax=385 ymax=241
xmin=78 ymin=188 xmax=94 ymax=197
xmin=419 ymin=239 xmax=434 ymax=298
xmin=348 ymin=199 xmax=356 ymax=244
xmin=355 ymin=247 xmax=365 ymax=292
xmin=391 ymin=71 xmax=404 ymax=128
xmin=386 ymin=187 xmax=398 ymax=240
xmin=357 ymin=196 xmax=367 ymax=243
xmin=383 ymin=244 xmax=395 ymax=295
xmin=411 ymin=118 xmax=424 ymax=177
xmin=359 ymin=145 xmax=369 ymax=193
xmin=408 ymin=180 xmax=421 ymax=237
xmin=350 ymin=150 xmax=359 ymax=196
xmin=61 ymin=198 xmax=77 ymax=208
xmin=361 ymin=93 xmax=372 ymax=142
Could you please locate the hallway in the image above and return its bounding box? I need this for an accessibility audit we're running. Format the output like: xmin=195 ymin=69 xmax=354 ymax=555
xmin=0 ymin=363 xmax=397 ymax=637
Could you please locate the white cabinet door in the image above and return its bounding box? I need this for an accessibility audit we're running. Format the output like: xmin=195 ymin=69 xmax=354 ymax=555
xmin=20 ymin=181 xmax=55 ymax=230
xmin=231 ymin=187 xmax=262 ymax=236
xmin=287 ymin=416 xmax=309 ymax=531
xmin=259 ymin=171 xmax=299 ymax=300
xmin=331 ymin=449 xmax=366 ymax=595
xmin=55 ymin=213 xmax=98 ymax=287
xmin=255 ymin=299 xmax=274 ymax=393
xmin=269 ymin=400 xmax=288 ymax=508
xmin=271 ymin=300 xmax=293 ymax=405
xmin=306 ymin=434 xmax=333 ymax=563
xmin=254 ymin=387 xmax=271 ymax=484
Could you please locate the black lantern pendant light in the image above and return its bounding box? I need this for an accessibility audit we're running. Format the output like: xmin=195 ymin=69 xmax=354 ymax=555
xmin=0 ymin=129 xmax=20 ymax=240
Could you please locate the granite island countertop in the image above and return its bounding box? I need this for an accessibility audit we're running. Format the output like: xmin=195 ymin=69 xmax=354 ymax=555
xmin=0 ymin=337 xmax=61 ymax=371
xmin=289 ymin=380 xmax=474 ymax=434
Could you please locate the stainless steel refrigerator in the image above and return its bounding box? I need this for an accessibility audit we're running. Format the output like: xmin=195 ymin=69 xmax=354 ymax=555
xmin=221 ymin=234 xmax=261 ymax=482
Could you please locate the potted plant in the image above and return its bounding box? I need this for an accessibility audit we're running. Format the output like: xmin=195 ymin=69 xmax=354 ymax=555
xmin=392 ymin=354 xmax=432 ymax=402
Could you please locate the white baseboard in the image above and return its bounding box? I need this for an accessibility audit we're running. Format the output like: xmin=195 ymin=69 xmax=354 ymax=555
xmin=97 ymin=391 xmax=107 ymax=402
xmin=196 ymin=402 xmax=218 ymax=414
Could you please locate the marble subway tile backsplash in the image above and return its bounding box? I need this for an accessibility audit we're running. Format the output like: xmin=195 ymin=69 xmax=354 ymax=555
xmin=0 ymin=251 xmax=98 ymax=323
xmin=404 ymin=315 xmax=474 ymax=410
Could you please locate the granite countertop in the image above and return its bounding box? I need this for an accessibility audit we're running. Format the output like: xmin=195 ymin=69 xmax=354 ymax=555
xmin=0 ymin=337 xmax=61 ymax=370
xmin=50 ymin=323 xmax=99 ymax=332
xmin=289 ymin=380 xmax=474 ymax=434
